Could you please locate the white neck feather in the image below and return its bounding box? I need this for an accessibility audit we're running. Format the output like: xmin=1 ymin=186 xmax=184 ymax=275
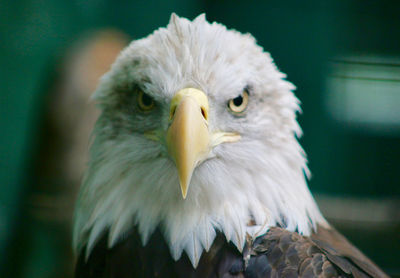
xmin=73 ymin=133 xmax=327 ymax=267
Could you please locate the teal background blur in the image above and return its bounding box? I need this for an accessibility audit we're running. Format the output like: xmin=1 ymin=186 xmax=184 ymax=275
xmin=1 ymin=0 xmax=399 ymax=277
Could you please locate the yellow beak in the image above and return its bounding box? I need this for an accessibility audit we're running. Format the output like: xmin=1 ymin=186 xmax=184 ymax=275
xmin=166 ymin=88 xmax=210 ymax=199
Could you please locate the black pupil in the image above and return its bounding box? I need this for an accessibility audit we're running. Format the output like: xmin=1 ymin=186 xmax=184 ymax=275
xmin=233 ymin=95 xmax=243 ymax=106
xmin=142 ymin=93 xmax=153 ymax=106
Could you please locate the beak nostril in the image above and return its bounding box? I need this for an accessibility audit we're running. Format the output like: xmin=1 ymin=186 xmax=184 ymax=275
xmin=201 ymin=107 xmax=207 ymax=120
xmin=170 ymin=106 xmax=177 ymax=120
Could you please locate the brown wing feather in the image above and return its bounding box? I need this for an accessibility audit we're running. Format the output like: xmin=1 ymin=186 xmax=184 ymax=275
xmin=310 ymin=225 xmax=388 ymax=278
xmin=247 ymin=226 xmax=388 ymax=278
xmin=247 ymin=227 xmax=344 ymax=278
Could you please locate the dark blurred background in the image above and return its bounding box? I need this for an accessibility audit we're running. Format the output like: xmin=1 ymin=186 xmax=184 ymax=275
xmin=1 ymin=0 xmax=399 ymax=277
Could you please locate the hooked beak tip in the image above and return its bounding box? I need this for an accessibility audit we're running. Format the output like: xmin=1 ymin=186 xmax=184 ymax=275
xmin=180 ymin=179 xmax=189 ymax=199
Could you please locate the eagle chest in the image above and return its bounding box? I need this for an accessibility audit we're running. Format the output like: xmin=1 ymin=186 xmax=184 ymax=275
xmin=75 ymin=227 xmax=369 ymax=278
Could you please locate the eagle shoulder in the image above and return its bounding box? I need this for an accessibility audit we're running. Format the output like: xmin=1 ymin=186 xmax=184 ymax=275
xmin=245 ymin=226 xmax=388 ymax=278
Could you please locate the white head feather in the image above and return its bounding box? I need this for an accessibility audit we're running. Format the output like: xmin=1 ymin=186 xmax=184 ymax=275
xmin=73 ymin=13 xmax=327 ymax=267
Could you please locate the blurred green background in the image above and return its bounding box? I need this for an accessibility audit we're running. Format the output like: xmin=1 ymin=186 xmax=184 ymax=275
xmin=1 ymin=0 xmax=399 ymax=277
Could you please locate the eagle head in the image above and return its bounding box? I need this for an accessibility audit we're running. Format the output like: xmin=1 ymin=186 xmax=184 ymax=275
xmin=73 ymin=13 xmax=326 ymax=267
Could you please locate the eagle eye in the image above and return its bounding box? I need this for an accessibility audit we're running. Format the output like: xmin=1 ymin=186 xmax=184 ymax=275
xmin=138 ymin=90 xmax=155 ymax=111
xmin=228 ymin=89 xmax=249 ymax=114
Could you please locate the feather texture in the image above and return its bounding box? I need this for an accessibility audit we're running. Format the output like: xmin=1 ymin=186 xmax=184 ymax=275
xmin=74 ymin=13 xmax=327 ymax=267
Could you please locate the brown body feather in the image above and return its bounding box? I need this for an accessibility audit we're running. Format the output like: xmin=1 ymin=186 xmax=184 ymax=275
xmin=75 ymin=225 xmax=388 ymax=278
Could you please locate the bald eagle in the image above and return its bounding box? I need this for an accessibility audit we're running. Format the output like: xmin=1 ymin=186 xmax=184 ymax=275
xmin=73 ymin=14 xmax=387 ymax=277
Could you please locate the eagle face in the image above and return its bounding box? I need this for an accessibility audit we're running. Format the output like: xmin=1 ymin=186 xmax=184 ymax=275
xmin=74 ymin=14 xmax=326 ymax=267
